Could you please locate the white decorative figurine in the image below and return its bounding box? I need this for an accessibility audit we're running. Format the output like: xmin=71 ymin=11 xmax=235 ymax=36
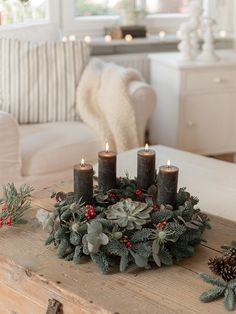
xmin=178 ymin=0 xmax=203 ymax=61
xmin=198 ymin=17 xmax=220 ymax=63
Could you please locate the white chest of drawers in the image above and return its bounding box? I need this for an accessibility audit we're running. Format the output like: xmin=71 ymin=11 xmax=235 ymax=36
xmin=149 ymin=50 xmax=236 ymax=155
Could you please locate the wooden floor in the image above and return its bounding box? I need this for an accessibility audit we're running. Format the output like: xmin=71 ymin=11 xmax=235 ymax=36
xmin=0 ymin=181 xmax=235 ymax=314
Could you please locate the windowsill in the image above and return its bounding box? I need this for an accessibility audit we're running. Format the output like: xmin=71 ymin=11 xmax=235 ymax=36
xmin=89 ymin=35 xmax=234 ymax=56
xmin=0 ymin=20 xmax=50 ymax=30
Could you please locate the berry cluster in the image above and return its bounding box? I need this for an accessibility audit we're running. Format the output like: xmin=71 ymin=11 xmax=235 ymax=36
xmin=107 ymin=192 xmax=118 ymax=199
xmin=85 ymin=205 xmax=96 ymax=220
xmin=135 ymin=189 xmax=142 ymax=198
xmin=156 ymin=221 xmax=167 ymax=230
xmin=0 ymin=216 xmax=12 ymax=228
xmin=121 ymin=236 xmax=132 ymax=249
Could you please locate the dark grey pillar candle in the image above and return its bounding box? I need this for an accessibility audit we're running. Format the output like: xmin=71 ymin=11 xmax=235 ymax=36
xmin=157 ymin=162 xmax=179 ymax=209
xmin=74 ymin=160 xmax=93 ymax=203
xmin=98 ymin=146 xmax=117 ymax=192
xmin=137 ymin=146 xmax=156 ymax=190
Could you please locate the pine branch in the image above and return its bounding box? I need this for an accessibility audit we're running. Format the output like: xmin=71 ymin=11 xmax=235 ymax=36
xmin=199 ymin=273 xmax=227 ymax=287
xmin=199 ymin=287 xmax=226 ymax=302
xmin=224 ymin=288 xmax=235 ymax=311
xmin=0 ymin=183 xmax=33 ymax=226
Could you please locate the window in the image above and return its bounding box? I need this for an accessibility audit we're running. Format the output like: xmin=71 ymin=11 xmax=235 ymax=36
xmin=74 ymin=0 xmax=191 ymax=18
xmin=0 ymin=0 xmax=48 ymax=25
xmin=146 ymin=0 xmax=191 ymax=14
xmin=74 ymin=0 xmax=120 ymax=17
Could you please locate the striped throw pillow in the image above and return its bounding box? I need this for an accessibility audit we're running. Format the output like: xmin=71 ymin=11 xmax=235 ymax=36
xmin=0 ymin=38 xmax=89 ymax=124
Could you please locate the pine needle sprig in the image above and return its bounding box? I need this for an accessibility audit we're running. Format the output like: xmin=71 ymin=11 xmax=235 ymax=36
xmin=199 ymin=240 xmax=236 ymax=311
xmin=0 ymin=183 xmax=33 ymax=226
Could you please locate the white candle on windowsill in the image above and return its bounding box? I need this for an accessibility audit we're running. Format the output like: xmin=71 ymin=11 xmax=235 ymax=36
xmin=219 ymin=30 xmax=226 ymax=38
xmin=104 ymin=35 xmax=112 ymax=43
xmin=125 ymin=34 xmax=133 ymax=42
xmin=159 ymin=31 xmax=166 ymax=40
xmin=84 ymin=36 xmax=91 ymax=44
xmin=69 ymin=34 xmax=76 ymax=42
xmin=176 ymin=30 xmax=182 ymax=40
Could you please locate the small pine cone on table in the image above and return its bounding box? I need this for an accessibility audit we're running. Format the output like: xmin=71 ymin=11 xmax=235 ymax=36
xmin=208 ymin=256 xmax=236 ymax=282
xmin=223 ymin=247 xmax=236 ymax=266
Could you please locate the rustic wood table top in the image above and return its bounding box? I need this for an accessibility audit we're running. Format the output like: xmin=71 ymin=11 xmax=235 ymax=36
xmin=0 ymin=181 xmax=235 ymax=314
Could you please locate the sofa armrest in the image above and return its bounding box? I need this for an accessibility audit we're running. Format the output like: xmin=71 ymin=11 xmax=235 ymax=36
xmin=0 ymin=112 xmax=21 ymax=183
xmin=128 ymin=81 xmax=156 ymax=145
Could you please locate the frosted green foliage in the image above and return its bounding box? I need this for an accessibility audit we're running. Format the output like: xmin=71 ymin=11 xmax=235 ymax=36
xmin=159 ymin=247 xmax=173 ymax=266
xmin=73 ymin=245 xmax=83 ymax=264
xmin=70 ymin=232 xmax=82 ymax=246
xmin=57 ymin=239 xmax=71 ymax=258
xmin=105 ymin=239 xmax=129 ymax=256
xmin=131 ymin=228 xmax=153 ymax=243
xmin=91 ymin=252 xmax=109 ymax=274
xmin=151 ymin=209 xmax=173 ymax=224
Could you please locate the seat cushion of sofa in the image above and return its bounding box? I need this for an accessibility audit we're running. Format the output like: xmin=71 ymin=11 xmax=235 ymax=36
xmin=20 ymin=122 xmax=102 ymax=176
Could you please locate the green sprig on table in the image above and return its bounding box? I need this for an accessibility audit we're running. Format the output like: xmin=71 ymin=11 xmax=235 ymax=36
xmin=45 ymin=177 xmax=210 ymax=274
xmin=0 ymin=183 xmax=33 ymax=227
xmin=199 ymin=241 xmax=236 ymax=311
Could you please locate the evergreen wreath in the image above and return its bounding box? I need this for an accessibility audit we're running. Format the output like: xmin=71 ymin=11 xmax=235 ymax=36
xmin=199 ymin=241 xmax=236 ymax=311
xmin=45 ymin=176 xmax=210 ymax=273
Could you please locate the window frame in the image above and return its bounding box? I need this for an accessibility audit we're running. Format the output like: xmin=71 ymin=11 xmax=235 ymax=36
xmin=0 ymin=0 xmax=230 ymax=37
xmin=62 ymin=0 xmax=192 ymax=36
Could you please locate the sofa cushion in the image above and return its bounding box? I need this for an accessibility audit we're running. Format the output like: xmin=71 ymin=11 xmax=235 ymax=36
xmin=20 ymin=122 xmax=102 ymax=176
xmin=0 ymin=23 xmax=61 ymax=42
xmin=0 ymin=38 xmax=89 ymax=124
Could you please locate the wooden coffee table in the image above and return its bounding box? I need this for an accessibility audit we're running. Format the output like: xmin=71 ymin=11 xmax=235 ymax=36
xmin=0 ymin=145 xmax=235 ymax=313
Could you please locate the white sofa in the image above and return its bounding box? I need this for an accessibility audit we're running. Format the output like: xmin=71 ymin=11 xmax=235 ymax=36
xmin=0 ymin=24 xmax=156 ymax=188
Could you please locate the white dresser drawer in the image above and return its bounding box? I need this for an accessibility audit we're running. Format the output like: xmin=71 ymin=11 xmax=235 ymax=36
xmin=180 ymin=93 xmax=236 ymax=154
xmin=184 ymin=68 xmax=236 ymax=93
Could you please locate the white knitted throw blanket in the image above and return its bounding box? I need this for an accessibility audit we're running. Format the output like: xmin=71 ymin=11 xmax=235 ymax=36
xmin=76 ymin=58 xmax=142 ymax=152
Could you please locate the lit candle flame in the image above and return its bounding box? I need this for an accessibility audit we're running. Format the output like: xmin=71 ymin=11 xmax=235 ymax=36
xmin=105 ymin=142 xmax=109 ymax=152
xmin=145 ymin=143 xmax=149 ymax=151
xmin=81 ymin=158 xmax=85 ymax=166
xmin=167 ymin=160 xmax=171 ymax=167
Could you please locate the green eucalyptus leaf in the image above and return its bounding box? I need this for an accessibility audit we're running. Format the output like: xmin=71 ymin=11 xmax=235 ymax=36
xmin=130 ymin=251 xmax=148 ymax=268
xmin=152 ymin=239 xmax=161 ymax=267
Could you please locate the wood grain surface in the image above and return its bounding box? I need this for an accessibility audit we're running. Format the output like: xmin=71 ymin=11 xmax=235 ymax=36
xmin=0 ymin=181 xmax=235 ymax=314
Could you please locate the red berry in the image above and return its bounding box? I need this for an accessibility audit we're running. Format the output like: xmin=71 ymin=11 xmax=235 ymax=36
xmin=135 ymin=189 xmax=142 ymax=198
xmin=1 ymin=203 xmax=7 ymax=211
xmin=5 ymin=216 xmax=12 ymax=226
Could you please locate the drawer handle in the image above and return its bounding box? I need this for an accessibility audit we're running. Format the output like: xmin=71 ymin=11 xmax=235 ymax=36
xmin=213 ymin=77 xmax=223 ymax=84
xmin=186 ymin=121 xmax=195 ymax=128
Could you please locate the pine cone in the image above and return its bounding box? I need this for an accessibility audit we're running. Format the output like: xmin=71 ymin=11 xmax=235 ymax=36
xmin=208 ymin=256 xmax=236 ymax=282
xmin=224 ymin=247 xmax=236 ymax=266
